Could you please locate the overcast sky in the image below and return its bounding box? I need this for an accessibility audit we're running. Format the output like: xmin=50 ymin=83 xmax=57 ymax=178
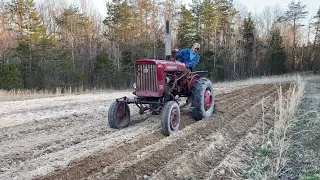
xmin=91 ymin=0 xmax=319 ymax=20
xmin=234 ymin=0 xmax=319 ymax=19
xmin=92 ymin=0 xmax=107 ymax=17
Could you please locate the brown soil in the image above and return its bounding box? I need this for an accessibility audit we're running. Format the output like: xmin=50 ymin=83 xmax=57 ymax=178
xmin=0 ymin=83 xmax=291 ymax=180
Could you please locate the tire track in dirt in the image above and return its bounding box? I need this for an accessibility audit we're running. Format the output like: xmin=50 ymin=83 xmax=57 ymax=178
xmin=34 ymin=84 xmax=279 ymax=180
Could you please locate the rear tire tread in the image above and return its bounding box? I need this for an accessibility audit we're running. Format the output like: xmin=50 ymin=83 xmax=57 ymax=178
xmin=191 ymin=77 xmax=215 ymax=121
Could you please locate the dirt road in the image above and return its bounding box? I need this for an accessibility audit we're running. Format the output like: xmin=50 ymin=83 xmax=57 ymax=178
xmin=0 ymin=83 xmax=290 ymax=180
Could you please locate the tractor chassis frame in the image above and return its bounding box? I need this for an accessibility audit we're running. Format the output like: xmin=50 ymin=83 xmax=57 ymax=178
xmin=116 ymin=96 xmax=164 ymax=114
xmin=115 ymin=91 xmax=181 ymax=115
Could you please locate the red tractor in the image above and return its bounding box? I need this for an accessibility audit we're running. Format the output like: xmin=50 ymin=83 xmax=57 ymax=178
xmin=107 ymin=21 xmax=215 ymax=136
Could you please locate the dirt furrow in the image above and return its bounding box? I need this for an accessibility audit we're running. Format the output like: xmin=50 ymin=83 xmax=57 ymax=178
xmin=81 ymin=85 xmax=280 ymax=180
xmin=0 ymin=116 xmax=160 ymax=180
xmin=150 ymin=94 xmax=276 ymax=180
xmin=215 ymin=84 xmax=272 ymax=103
xmin=205 ymin=112 xmax=275 ymax=179
xmin=32 ymin=84 xmax=274 ymax=180
xmin=0 ymin=102 xmax=149 ymax=170
xmin=0 ymin=84 xmax=267 ymax=142
xmin=0 ymin=83 xmax=289 ymax=180
xmin=0 ymin=92 xmax=136 ymax=129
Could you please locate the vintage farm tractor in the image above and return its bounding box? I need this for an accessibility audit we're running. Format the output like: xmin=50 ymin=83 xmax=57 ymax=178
xmin=107 ymin=21 xmax=215 ymax=136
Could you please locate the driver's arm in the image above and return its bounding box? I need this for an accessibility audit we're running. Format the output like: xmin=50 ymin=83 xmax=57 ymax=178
xmin=186 ymin=55 xmax=199 ymax=69
xmin=176 ymin=49 xmax=188 ymax=60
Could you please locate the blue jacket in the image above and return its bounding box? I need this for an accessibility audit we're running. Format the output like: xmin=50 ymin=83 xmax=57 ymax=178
xmin=176 ymin=49 xmax=200 ymax=69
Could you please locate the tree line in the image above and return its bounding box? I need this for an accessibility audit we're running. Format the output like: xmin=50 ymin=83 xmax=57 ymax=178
xmin=0 ymin=0 xmax=319 ymax=91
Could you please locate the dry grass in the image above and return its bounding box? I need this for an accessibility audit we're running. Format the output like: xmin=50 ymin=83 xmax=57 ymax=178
xmin=0 ymin=86 xmax=131 ymax=100
xmin=273 ymin=75 xmax=305 ymax=175
xmin=243 ymin=75 xmax=306 ymax=179
xmin=214 ymin=73 xmax=299 ymax=88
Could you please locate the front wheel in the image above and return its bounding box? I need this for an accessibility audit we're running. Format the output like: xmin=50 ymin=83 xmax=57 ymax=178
xmin=161 ymin=101 xmax=180 ymax=136
xmin=191 ymin=77 xmax=215 ymax=120
xmin=108 ymin=101 xmax=130 ymax=129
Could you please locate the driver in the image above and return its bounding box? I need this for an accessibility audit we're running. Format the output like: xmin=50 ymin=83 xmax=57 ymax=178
xmin=174 ymin=43 xmax=201 ymax=71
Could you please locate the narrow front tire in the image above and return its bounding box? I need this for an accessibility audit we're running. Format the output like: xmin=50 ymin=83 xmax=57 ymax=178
xmin=108 ymin=101 xmax=130 ymax=129
xmin=161 ymin=101 xmax=180 ymax=136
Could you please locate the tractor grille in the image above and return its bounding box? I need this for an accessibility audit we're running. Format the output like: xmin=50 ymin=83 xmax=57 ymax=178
xmin=136 ymin=64 xmax=157 ymax=92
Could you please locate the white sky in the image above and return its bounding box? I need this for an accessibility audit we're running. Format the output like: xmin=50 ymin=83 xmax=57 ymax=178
xmin=232 ymin=0 xmax=319 ymax=20
xmin=92 ymin=0 xmax=319 ymax=19
xmin=93 ymin=0 xmax=108 ymax=17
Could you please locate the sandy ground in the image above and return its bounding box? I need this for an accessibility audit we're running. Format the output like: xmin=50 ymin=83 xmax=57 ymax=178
xmin=0 ymin=81 xmax=293 ymax=179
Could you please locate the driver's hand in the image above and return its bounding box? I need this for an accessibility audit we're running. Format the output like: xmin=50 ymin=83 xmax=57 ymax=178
xmin=184 ymin=64 xmax=191 ymax=72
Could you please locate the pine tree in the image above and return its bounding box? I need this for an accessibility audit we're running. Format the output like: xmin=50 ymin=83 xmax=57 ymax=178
xmin=7 ymin=0 xmax=49 ymax=89
xmin=103 ymin=0 xmax=139 ymax=44
xmin=278 ymin=1 xmax=308 ymax=71
xmin=267 ymin=27 xmax=286 ymax=75
xmin=312 ymin=7 xmax=320 ymax=73
xmin=215 ymin=0 xmax=237 ymax=46
xmin=314 ymin=7 xmax=320 ymax=50
xmin=176 ymin=5 xmax=200 ymax=48
xmin=200 ymin=0 xmax=215 ymax=50
xmin=55 ymin=6 xmax=92 ymax=87
xmin=0 ymin=63 xmax=21 ymax=90
xmin=103 ymin=0 xmax=140 ymax=75
xmin=242 ymin=13 xmax=255 ymax=77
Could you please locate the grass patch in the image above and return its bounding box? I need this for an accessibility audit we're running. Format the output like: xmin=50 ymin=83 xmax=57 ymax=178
xmin=303 ymin=169 xmax=320 ymax=180
xmin=244 ymin=75 xmax=306 ymax=179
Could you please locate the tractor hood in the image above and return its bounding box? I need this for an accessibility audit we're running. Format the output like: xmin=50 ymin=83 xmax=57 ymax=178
xmin=135 ymin=59 xmax=187 ymax=72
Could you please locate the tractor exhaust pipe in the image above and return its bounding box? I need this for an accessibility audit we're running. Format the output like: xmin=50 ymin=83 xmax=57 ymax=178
xmin=165 ymin=20 xmax=171 ymax=60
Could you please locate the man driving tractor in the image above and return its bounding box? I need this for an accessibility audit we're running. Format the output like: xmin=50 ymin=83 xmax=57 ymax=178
xmin=173 ymin=43 xmax=201 ymax=71
xmin=107 ymin=21 xmax=215 ymax=136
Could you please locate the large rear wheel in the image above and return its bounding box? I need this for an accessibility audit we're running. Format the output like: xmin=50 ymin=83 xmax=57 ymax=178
xmin=108 ymin=101 xmax=130 ymax=129
xmin=191 ymin=77 xmax=214 ymax=120
xmin=161 ymin=101 xmax=180 ymax=136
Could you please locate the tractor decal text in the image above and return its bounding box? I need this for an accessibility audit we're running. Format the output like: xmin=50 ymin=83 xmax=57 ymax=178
xmin=166 ymin=66 xmax=178 ymax=70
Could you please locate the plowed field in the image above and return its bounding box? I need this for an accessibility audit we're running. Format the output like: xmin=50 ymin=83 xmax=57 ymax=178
xmin=0 ymin=83 xmax=290 ymax=180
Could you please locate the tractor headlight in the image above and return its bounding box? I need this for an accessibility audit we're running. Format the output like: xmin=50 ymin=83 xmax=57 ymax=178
xmin=133 ymin=83 xmax=136 ymax=89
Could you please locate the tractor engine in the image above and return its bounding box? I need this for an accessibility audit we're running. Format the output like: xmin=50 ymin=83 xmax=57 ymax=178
xmin=134 ymin=59 xmax=189 ymax=98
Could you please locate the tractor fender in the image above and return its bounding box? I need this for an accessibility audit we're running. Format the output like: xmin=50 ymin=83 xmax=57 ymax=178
xmin=188 ymin=74 xmax=200 ymax=92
